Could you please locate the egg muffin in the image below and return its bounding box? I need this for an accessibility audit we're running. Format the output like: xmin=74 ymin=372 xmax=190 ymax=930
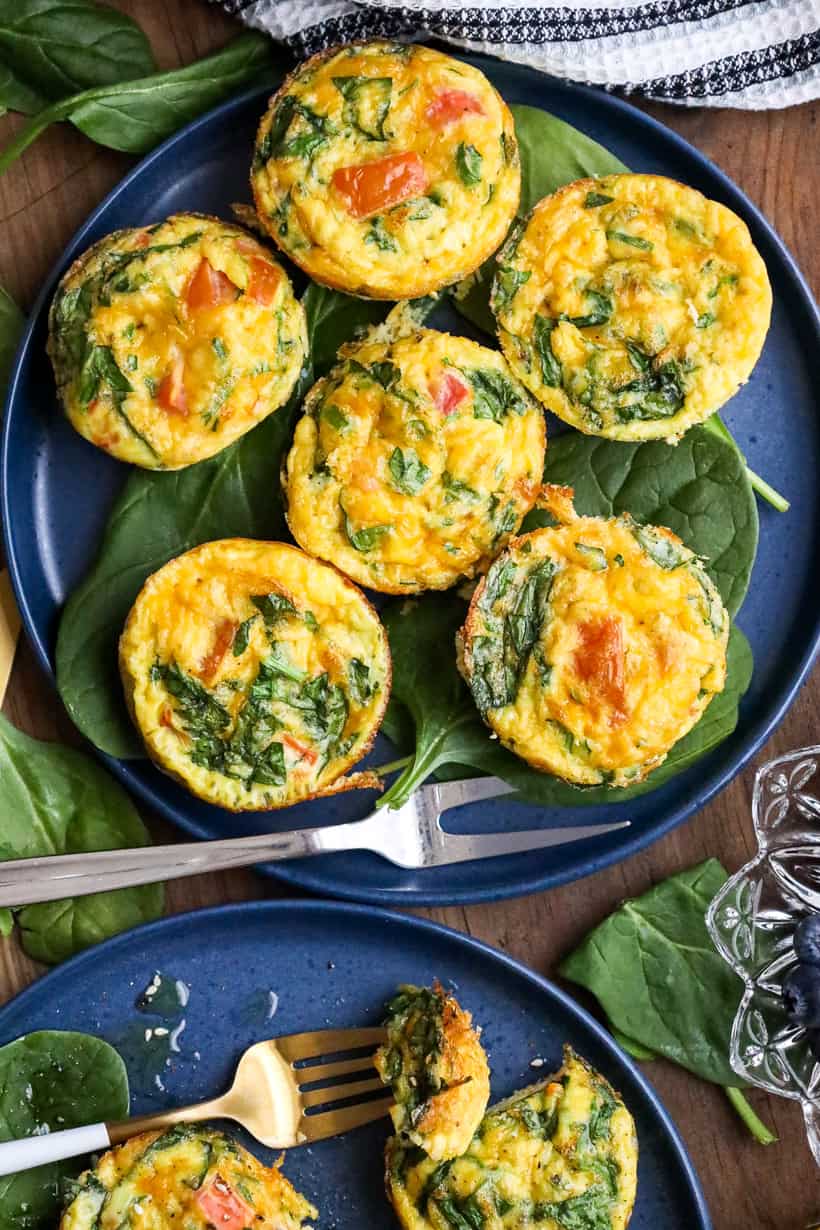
xmin=48 ymin=213 xmax=306 ymax=469
xmin=458 ymin=485 xmax=729 ymax=788
xmin=283 ymin=329 xmax=545 ymax=593
xmin=492 ymin=173 xmax=771 ymax=442
xmin=251 ymin=42 xmax=520 ymax=299
xmin=375 ymin=982 xmax=491 ymax=1161
xmin=119 ymin=539 xmax=390 ymax=810
xmin=385 ymin=1048 xmax=638 ymax=1230
xmin=61 ymin=1126 xmax=316 ymax=1230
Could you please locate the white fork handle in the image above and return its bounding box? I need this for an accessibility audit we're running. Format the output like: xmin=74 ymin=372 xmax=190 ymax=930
xmin=0 ymin=1123 xmax=111 ymax=1176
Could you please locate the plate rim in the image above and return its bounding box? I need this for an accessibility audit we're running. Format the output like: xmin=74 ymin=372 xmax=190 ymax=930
xmin=3 ymin=62 xmax=820 ymax=906
xmin=0 ymin=896 xmax=713 ymax=1229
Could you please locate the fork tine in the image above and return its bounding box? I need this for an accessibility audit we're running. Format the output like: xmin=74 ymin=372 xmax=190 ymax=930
xmin=301 ymin=1076 xmax=385 ymax=1109
xmin=295 ymin=1054 xmax=376 ymax=1085
xmin=300 ymin=1093 xmax=394 ymax=1142
xmin=276 ymin=1026 xmax=386 ymax=1063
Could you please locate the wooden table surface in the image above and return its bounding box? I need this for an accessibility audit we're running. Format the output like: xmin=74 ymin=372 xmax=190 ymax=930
xmin=0 ymin=3 xmax=817 ymax=1226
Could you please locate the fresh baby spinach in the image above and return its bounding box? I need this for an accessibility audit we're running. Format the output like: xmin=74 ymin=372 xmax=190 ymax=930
xmin=527 ymin=424 xmax=758 ymax=618
xmin=0 ymin=1030 xmax=129 ymax=1230
xmin=0 ymin=31 xmax=278 ymax=174
xmin=0 ymin=714 xmax=163 ymax=963
xmin=0 ymin=0 xmax=156 ymax=115
xmin=56 ymin=283 xmax=391 ymax=759
xmin=560 ymin=859 xmax=776 ymax=1143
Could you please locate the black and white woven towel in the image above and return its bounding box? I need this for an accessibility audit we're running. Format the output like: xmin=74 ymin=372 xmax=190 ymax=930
xmin=214 ymin=0 xmax=819 ymax=108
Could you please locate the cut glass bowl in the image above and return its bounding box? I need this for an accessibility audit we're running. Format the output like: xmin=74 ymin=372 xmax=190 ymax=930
xmin=706 ymin=745 xmax=820 ymax=1165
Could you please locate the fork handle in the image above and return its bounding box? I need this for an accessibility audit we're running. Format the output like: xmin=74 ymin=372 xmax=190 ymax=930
xmin=0 ymin=820 xmax=371 ymax=907
xmin=0 ymin=1123 xmax=111 ymax=1176
xmin=0 ymin=1097 xmax=229 ymax=1176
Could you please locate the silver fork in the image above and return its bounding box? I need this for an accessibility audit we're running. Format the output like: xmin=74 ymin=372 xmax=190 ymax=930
xmin=0 ymin=776 xmax=629 ymax=906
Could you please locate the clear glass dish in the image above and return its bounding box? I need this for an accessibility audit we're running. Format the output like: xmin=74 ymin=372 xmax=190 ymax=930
xmin=706 ymin=745 xmax=820 ymax=1165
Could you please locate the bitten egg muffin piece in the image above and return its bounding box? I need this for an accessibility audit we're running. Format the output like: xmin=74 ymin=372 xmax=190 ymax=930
xmin=251 ymin=42 xmax=520 ymax=299
xmin=375 ymin=982 xmax=491 ymax=1161
xmin=283 ymin=329 xmax=546 ymax=594
xmin=48 ymin=213 xmax=306 ymax=469
xmin=458 ymin=485 xmax=729 ymax=787
xmin=119 ymin=539 xmax=390 ymax=811
xmin=61 ymin=1126 xmax=316 ymax=1230
xmin=385 ymin=1048 xmax=638 ymax=1230
xmin=492 ymin=173 xmax=772 ymax=442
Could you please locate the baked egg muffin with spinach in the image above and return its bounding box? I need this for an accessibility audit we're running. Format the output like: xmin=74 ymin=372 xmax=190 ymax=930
xmin=458 ymin=485 xmax=729 ymax=787
xmin=492 ymin=173 xmax=771 ymax=442
xmin=385 ymin=1048 xmax=637 ymax=1230
xmin=119 ymin=539 xmax=390 ymax=810
xmin=251 ymin=42 xmax=520 ymax=299
xmin=48 ymin=213 xmax=306 ymax=469
xmin=61 ymin=1126 xmax=316 ymax=1230
xmin=283 ymin=329 xmax=546 ymax=594
xmin=375 ymin=982 xmax=491 ymax=1161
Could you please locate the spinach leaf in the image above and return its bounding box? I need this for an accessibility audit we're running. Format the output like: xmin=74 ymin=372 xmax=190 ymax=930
xmin=0 ymin=1031 xmax=129 ymax=1230
xmin=379 ymin=593 xmax=752 ymax=810
xmin=0 ymin=31 xmax=278 ymax=173
xmin=0 ymin=714 xmax=163 ymax=963
xmin=388 ymin=447 xmax=430 ymax=495
xmin=0 ymin=0 xmax=156 ymax=115
xmin=466 ymin=367 xmax=530 ymax=422
xmin=469 ymin=557 xmax=556 ymax=712
xmin=56 ymin=283 xmax=385 ymax=759
xmin=343 ymin=514 xmax=391 ymax=552
xmin=525 ymin=423 xmax=758 ymax=618
xmin=365 ymin=216 xmax=397 ymax=252
xmin=559 ymin=860 xmax=743 ymax=1085
xmin=533 ymin=315 xmax=561 ymax=386
xmin=0 ymin=284 xmax=24 ymax=396
xmin=703 ymin=413 xmax=789 ymax=513
xmin=333 ymin=74 xmax=391 ymax=140
xmin=454 ymin=103 xmax=627 ymax=333
xmin=455 ymin=141 xmax=482 ymax=186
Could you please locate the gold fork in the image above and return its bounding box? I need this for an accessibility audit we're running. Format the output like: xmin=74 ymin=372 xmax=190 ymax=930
xmin=0 ymin=1026 xmax=391 ymax=1175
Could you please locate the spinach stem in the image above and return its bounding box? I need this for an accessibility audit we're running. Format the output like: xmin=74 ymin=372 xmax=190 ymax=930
xmin=745 ymin=467 xmax=790 ymax=513
xmin=703 ymin=414 xmax=789 ymax=512
xmin=0 ymin=102 xmax=67 ymax=175
xmin=724 ymin=1086 xmax=777 ymax=1144
xmin=372 ymin=756 xmax=413 ymax=779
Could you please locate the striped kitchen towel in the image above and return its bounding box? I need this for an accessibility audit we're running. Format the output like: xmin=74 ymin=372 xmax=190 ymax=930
xmin=213 ymin=0 xmax=819 ymax=108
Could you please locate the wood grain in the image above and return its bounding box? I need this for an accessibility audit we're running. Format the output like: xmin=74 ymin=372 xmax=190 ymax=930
xmin=0 ymin=3 xmax=818 ymax=1225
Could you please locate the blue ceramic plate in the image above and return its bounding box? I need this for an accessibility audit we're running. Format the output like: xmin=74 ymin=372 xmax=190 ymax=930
xmin=0 ymin=900 xmax=712 ymax=1228
xmin=3 ymin=59 xmax=820 ymax=906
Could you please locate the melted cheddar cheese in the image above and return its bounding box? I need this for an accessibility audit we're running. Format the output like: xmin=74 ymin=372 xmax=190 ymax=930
xmin=119 ymin=539 xmax=390 ymax=810
xmin=386 ymin=1049 xmax=638 ymax=1230
xmin=458 ymin=486 xmax=729 ymax=787
xmin=61 ymin=1127 xmax=315 ymax=1230
xmin=283 ymin=329 xmax=546 ymax=594
xmin=251 ymin=42 xmax=520 ymax=299
xmin=492 ymin=174 xmax=771 ymax=442
xmin=48 ymin=213 xmax=305 ymax=469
